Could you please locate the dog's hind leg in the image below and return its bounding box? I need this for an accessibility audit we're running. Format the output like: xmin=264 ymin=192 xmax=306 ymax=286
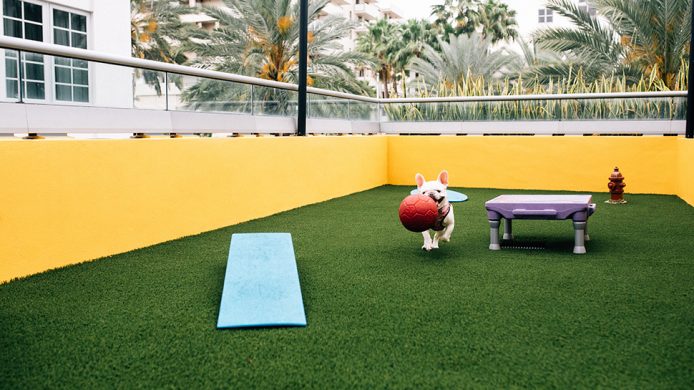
xmin=441 ymin=209 xmax=455 ymax=242
xmin=421 ymin=231 xmax=433 ymax=251
xmin=441 ymin=222 xmax=454 ymax=242
xmin=432 ymin=231 xmax=441 ymax=249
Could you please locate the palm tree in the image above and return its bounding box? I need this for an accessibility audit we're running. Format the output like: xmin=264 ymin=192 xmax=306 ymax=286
xmin=391 ymin=19 xmax=440 ymax=96
xmin=183 ymin=0 xmax=370 ymax=100
xmin=131 ymin=0 xmax=188 ymax=94
xmin=477 ymin=0 xmax=519 ymax=43
xmin=600 ymin=0 xmax=691 ymax=88
xmin=355 ymin=18 xmax=400 ymax=97
xmin=534 ymin=0 xmax=691 ymax=88
xmin=431 ymin=0 xmax=518 ymax=43
xmin=409 ymin=33 xmax=520 ymax=93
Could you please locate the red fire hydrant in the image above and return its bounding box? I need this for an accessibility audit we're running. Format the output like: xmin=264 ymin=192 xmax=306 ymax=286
xmin=607 ymin=167 xmax=627 ymax=204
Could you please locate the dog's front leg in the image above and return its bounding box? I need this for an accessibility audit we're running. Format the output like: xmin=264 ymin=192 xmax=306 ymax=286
xmin=421 ymin=231 xmax=433 ymax=251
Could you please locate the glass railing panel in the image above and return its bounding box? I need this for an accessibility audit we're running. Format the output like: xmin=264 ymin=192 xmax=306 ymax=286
xmin=559 ymin=97 xmax=686 ymax=121
xmin=1 ymin=49 xmax=20 ymax=102
xmin=166 ymin=74 xmax=252 ymax=114
xmin=133 ymin=68 xmax=166 ymax=110
xmin=382 ymin=97 xmax=687 ymax=122
xmin=252 ymin=86 xmax=297 ymax=117
xmin=348 ymin=99 xmax=378 ymax=121
xmin=308 ymin=93 xmax=350 ymax=119
xmin=1 ymin=49 xmax=135 ymax=108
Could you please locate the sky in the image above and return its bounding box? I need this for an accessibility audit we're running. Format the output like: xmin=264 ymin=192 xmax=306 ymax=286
xmin=395 ymin=0 xmax=442 ymax=21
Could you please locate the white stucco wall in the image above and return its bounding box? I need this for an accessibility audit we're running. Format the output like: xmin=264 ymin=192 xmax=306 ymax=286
xmin=88 ymin=0 xmax=132 ymax=108
xmin=503 ymin=0 xmax=590 ymax=41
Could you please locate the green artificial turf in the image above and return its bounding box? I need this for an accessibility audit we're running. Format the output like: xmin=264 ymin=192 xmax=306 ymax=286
xmin=2 ymin=186 xmax=694 ymax=388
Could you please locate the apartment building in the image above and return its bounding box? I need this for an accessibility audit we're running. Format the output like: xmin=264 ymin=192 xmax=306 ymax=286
xmin=181 ymin=0 xmax=403 ymax=50
xmin=319 ymin=0 xmax=403 ymax=51
xmin=181 ymin=0 xmax=403 ymax=92
xmin=320 ymin=0 xmax=404 ymax=90
xmin=503 ymin=0 xmax=599 ymax=41
xmin=0 ymin=0 xmax=131 ymax=107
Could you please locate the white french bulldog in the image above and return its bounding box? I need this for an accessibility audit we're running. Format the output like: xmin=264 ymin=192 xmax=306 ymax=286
xmin=416 ymin=170 xmax=455 ymax=251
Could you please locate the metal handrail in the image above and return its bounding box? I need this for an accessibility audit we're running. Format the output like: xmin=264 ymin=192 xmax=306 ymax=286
xmin=0 ymin=36 xmax=688 ymax=106
xmin=383 ymin=90 xmax=688 ymax=103
xmin=0 ymin=36 xmax=378 ymax=103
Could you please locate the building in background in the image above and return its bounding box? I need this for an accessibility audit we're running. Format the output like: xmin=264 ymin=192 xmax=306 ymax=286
xmin=0 ymin=0 xmax=131 ymax=107
xmin=181 ymin=0 xmax=404 ymax=42
xmin=180 ymin=0 xmax=403 ymax=91
xmin=319 ymin=0 xmax=403 ymax=51
xmin=319 ymin=0 xmax=404 ymax=92
xmin=503 ymin=0 xmax=598 ymax=42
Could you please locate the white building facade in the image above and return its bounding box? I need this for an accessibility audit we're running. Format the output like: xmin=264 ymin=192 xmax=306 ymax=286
xmin=0 ymin=0 xmax=131 ymax=107
xmin=503 ymin=0 xmax=598 ymax=41
xmin=319 ymin=0 xmax=403 ymax=51
xmin=181 ymin=0 xmax=403 ymax=92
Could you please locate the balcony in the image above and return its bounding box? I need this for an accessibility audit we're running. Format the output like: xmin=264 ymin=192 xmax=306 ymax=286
xmin=1 ymin=35 xmax=693 ymax=389
xmin=3 ymin=36 xmax=686 ymax=138
xmin=319 ymin=2 xmax=344 ymax=17
xmin=378 ymin=2 xmax=403 ymax=19
xmin=354 ymin=3 xmax=381 ymax=20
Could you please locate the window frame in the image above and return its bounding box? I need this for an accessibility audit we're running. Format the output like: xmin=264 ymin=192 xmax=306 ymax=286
xmin=50 ymin=3 xmax=91 ymax=105
xmin=538 ymin=8 xmax=553 ymax=24
xmin=1 ymin=0 xmax=50 ymax=102
xmin=0 ymin=0 xmax=91 ymax=104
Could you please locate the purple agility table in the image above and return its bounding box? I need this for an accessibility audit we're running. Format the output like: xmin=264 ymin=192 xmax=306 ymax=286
xmin=485 ymin=195 xmax=596 ymax=254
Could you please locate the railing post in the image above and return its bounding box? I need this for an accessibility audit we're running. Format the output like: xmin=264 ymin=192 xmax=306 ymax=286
xmin=165 ymin=72 xmax=169 ymax=111
xmin=297 ymin=0 xmax=308 ymax=136
xmin=18 ymin=49 xmax=42 ymax=139
xmin=250 ymin=84 xmax=254 ymax=115
xmin=17 ymin=49 xmax=23 ymax=103
xmin=687 ymin=0 xmax=694 ymax=138
xmin=377 ymin=101 xmax=382 ymax=126
xmin=164 ymin=72 xmax=181 ymax=138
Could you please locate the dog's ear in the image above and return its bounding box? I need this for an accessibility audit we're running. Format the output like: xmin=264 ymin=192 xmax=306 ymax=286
xmin=438 ymin=170 xmax=449 ymax=186
xmin=415 ymin=173 xmax=425 ymax=189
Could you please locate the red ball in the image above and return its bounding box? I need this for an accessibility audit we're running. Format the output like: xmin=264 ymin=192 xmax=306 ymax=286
xmin=398 ymin=194 xmax=438 ymax=232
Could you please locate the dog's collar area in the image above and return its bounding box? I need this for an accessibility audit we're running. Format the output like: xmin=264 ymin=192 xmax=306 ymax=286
xmin=433 ymin=203 xmax=451 ymax=231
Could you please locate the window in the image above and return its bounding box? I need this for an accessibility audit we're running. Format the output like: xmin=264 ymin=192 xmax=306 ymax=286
xmin=1 ymin=0 xmax=89 ymax=102
xmin=3 ymin=0 xmax=46 ymax=99
xmin=538 ymin=8 xmax=553 ymax=23
xmin=53 ymin=9 xmax=88 ymax=102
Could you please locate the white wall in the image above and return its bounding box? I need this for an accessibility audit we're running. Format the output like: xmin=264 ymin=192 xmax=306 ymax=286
xmin=503 ymin=0 xmax=577 ymax=41
xmin=87 ymin=0 xmax=133 ymax=108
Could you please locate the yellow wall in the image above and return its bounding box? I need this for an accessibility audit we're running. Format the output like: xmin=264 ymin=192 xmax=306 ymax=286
xmin=0 ymin=136 xmax=388 ymax=282
xmin=2 ymin=135 xmax=693 ymax=283
xmin=388 ymin=136 xmax=679 ymax=195
xmin=678 ymin=138 xmax=694 ymax=206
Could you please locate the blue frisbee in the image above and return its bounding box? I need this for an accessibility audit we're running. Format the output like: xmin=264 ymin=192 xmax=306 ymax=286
xmin=410 ymin=189 xmax=468 ymax=203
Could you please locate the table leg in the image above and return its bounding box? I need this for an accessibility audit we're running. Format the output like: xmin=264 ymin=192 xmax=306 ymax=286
xmin=584 ymin=221 xmax=590 ymax=241
xmin=573 ymin=221 xmax=587 ymax=254
xmin=489 ymin=220 xmax=501 ymax=250
xmin=503 ymin=218 xmax=513 ymax=240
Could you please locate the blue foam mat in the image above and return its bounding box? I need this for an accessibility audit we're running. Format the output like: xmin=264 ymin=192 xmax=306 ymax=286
xmin=410 ymin=189 xmax=469 ymax=202
xmin=217 ymin=233 xmax=306 ymax=329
